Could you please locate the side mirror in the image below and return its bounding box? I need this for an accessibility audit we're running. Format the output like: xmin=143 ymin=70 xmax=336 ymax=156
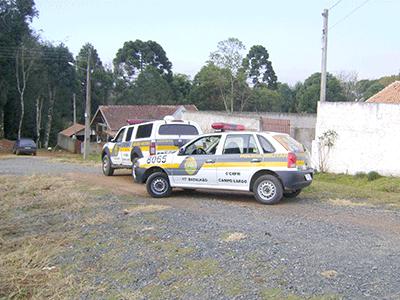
xmin=178 ymin=147 xmax=185 ymax=155
xmin=107 ymin=136 xmax=114 ymax=142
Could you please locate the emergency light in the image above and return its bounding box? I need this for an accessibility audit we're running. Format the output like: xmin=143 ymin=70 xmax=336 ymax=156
xmin=211 ymin=122 xmax=245 ymax=131
xmin=126 ymin=119 xmax=148 ymax=125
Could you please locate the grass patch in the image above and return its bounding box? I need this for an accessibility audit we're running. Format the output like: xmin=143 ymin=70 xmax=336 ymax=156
xmin=48 ymin=151 xmax=101 ymax=166
xmin=0 ymin=175 xmax=112 ymax=299
xmin=303 ymin=173 xmax=400 ymax=207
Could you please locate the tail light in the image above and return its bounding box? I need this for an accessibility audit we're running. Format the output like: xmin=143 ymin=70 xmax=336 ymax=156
xmin=149 ymin=140 xmax=156 ymax=155
xmin=287 ymin=152 xmax=297 ymax=168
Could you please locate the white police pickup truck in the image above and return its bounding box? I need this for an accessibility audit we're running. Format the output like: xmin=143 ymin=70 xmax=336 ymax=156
xmin=134 ymin=123 xmax=313 ymax=204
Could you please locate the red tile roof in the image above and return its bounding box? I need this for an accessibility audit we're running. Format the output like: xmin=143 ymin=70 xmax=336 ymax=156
xmin=59 ymin=123 xmax=85 ymax=137
xmin=95 ymin=105 xmax=198 ymax=131
xmin=366 ymin=81 xmax=400 ymax=104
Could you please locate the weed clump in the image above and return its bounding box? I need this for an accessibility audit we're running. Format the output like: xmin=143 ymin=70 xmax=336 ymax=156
xmin=354 ymin=172 xmax=367 ymax=179
xmin=367 ymin=171 xmax=381 ymax=181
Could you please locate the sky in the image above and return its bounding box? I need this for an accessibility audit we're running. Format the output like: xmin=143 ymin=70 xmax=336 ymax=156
xmin=31 ymin=0 xmax=400 ymax=85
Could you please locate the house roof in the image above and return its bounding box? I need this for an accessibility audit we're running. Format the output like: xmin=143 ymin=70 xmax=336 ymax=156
xmin=366 ymin=81 xmax=400 ymax=104
xmin=59 ymin=123 xmax=85 ymax=137
xmin=93 ymin=105 xmax=198 ymax=131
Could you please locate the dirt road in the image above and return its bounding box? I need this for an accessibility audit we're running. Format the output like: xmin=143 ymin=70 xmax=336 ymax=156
xmin=1 ymin=156 xmax=400 ymax=299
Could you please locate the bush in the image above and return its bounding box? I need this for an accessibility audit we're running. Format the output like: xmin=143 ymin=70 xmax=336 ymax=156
xmin=354 ymin=172 xmax=367 ymax=179
xmin=367 ymin=171 xmax=381 ymax=181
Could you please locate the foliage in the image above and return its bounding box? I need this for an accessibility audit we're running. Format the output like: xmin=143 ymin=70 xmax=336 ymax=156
xmin=114 ymin=39 xmax=172 ymax=84
xmin=295 ymin=73 xmax=345 ymax=113
xmin=317 ymin=129 xmax=338 ymax=173
xmin=130 ymin=65 xmax=174 ymax=104
xmin=367 ymin=171 xmax=381 ymax=181
xmin=242 ymin=45 xmax=277 ymax=89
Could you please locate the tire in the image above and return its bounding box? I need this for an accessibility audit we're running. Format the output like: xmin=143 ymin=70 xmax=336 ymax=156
xmin=146 ymin=172 xmax=172 ymax=198
xmin=283 ymin=189 xmax=302 ymax=198
xmin=102 ymin=155 xmax=114 ymax=176
xmin=253 ymin=174 xmax=283 ymax=205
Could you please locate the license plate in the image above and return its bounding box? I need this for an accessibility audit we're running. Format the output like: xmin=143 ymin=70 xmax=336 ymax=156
xmin=305 ymin=174 xmax=312 ymax=181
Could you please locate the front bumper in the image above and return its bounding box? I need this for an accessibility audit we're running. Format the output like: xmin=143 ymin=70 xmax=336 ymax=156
xmin=276 ymin=169 xmax=314 ymax=191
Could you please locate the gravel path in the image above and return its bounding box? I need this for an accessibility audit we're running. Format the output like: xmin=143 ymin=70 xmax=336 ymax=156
xmin=1 ymin=156 xmax=400 ymax=299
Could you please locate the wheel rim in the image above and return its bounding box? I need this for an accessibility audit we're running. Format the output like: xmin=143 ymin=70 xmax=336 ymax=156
xmin=151 ymin=177 xmax=168 ymax=195
xmin=257 ymin=180 xmax=276 ymax=201
xmin=103 ymin=157 xmax=109 ymax=172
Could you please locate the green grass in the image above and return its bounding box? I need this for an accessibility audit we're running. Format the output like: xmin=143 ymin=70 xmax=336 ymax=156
xmin=303 ymin=173 xmax=400 ymax=207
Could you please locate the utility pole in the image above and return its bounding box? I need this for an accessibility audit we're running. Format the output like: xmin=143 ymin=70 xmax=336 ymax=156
xmin=83 ymin=49 xmax=91 ymax=160
xmin=72 ymin=93 xmax=76 ymax=125
xmin=320 ymin=9 xmax=329 ymax=102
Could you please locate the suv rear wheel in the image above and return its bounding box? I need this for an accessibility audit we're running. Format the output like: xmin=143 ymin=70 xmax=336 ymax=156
xmin=146 ymin=172 xmax=172 ymax=198
xmin=253 ymin=175 xmax=283 ymax=204
xmin=102 ymin=155 xmax=114 ymax=176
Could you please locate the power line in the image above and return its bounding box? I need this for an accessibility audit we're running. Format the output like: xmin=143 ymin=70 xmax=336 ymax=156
xmin=330 ymin=0 xmax=372 ymax=29
xmin=329 ymin=0 xmax=344 ymax=10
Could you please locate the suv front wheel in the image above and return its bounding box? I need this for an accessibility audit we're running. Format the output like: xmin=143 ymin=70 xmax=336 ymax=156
xmin=146 ymin=172 xmax=172 ymax=198
xmin=253 ymin=175 xmax=283 ymax=204
xmin=102 ymin=155 xmax=114 ymax=176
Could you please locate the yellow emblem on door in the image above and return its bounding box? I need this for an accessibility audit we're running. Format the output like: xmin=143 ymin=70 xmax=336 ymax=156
xmin=184 ymin=157 xmax=197 ymax=175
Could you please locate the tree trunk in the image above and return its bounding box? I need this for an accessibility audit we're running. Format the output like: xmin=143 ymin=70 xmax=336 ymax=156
xmin=17 ymin=91 xmax=24 ymax=139
xmin=44 ymin=86 xmax=56 ymax=149
xmin=0 ymin=108 xmax=4 ymax=139
xmin=36 ymin=95 xmax=43 ymax=147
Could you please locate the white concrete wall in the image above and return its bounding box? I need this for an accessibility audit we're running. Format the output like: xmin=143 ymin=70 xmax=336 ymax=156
xmin=182 ymin=110 xmax=316 ymax=150
xmin=313 ymin=102 xmax=400 ymax=176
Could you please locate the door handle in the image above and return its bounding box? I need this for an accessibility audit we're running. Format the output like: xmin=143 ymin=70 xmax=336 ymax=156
xmin=205 ymin=159 xmax=215 ymax=164
xmin=251 ymin=158 xmax=261 ymax=163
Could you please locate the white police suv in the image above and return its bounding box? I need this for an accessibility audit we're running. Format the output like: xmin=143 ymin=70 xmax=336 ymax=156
xmin=134 ymin=123 xmax=313 ymax=204
xmin=102 ymin=117 xmax=202 ymax=176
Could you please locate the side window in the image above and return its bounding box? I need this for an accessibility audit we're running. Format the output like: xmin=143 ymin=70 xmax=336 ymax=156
xmin=183 ymin=135 xmax=221 ymax=155
xmin=223 ymin=134 xmax=259 ymax=154
xmin=136 ymin=124 xmax=153 ymax=139
xmin=257 ymin=135 xmax=275 ymax=153
xmin=126 ymin=127 xmax=134 ymax=142
xmin=115 ymin=128 xmax=126 ymax=143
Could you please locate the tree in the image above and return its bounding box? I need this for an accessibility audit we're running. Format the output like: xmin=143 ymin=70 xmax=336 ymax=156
xmin=246 ymin=85 xmax=281 ymax=112
xmin=363 ymin=82 xmax=385 ymax=100
xmin=130 ymin=65 xmax=173 ymax=104
xmin=243 ymin=45 xmax=277 ymax=89
xmin=114 ymin=40 xmax=172 ymax=84
xmin=170 ymin=74 xmax=192 ymax=103
xmin=41 ymin=43 xmax=75 ymax=148
xmin=209 ymin=37 xmax=246 ymax=113
xmin=189 ymin=63 xmax=228 ymax=111
xmin=0 ymin=0 xmax=37 ymax=138
xmin=277 ymin=83 xmax=296 ymax=112
xmin=295 ymin=73 xmax=345 ymax=113
xmin=15 ymin=37 xmax=38 ymax=138
xmin=336 ymin=71 xmax=358 ymax=101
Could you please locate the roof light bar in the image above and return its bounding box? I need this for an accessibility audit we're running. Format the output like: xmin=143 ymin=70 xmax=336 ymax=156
xmin=211 ymin=122 xmax=245 ymax=131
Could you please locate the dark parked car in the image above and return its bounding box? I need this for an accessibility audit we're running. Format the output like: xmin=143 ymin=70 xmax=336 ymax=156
xmin=13 ymin=138 xmax=37 ymax=155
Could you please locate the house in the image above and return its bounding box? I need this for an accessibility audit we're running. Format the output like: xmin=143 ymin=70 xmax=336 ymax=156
xmin=57 ymin=123 xmax=85 ymax=153
xmin=90 ymin=104 xmax=198 ymax=142
xmin=366 ymin=81 xmax=400 ymax=104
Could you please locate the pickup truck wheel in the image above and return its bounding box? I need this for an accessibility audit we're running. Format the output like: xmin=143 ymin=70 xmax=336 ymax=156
xmin=146 ymin=172 xmax=172 ymax=198
xmin=102 ymin=155 xmax=114 ymax=176
xmin=283 ymin=189 xmax=302 ymax=198
xmin=253 ymin=175 xmax=283 ymax=205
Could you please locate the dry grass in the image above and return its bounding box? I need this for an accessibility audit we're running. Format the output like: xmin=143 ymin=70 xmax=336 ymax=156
xmin=0 ymin=175 xmax=98 ymax=299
